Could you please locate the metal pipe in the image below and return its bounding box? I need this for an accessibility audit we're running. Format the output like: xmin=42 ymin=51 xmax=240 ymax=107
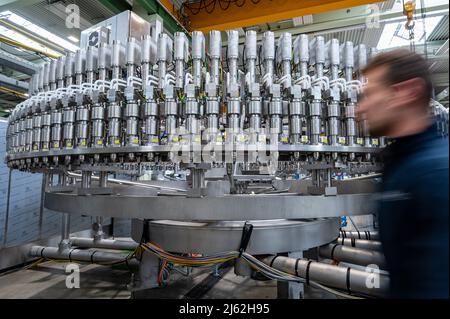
xmin=30 ymin=245 xmax=136 ymax=265
xmin=66 ymin=171 xmax=186 ymax=192
xmin=319 ymin=243 xmax=386 ymax=269
xmin=191 ymin=31 xmax=204 ymax=88
xmin=339 ymin=230 xmax=380 ymax=241
xmin=262 ymin=31 xmax=275 ymax=87
xmin=81 ymin=171 xmax=92 ymax=188
xmin=262 ymin=255 xmax=389 ymax=298
xmin=60 ymin=213 xmax=71 ymax=250
xmin=70 ymin=237 xmax=138 ymax=250
xmin=99 ymin=171 xmax=108 ymax=187
xmin=334 ymin=238 xmax=383 ymax=251
xmin=174 ymin=32 xmax=187 ymax=89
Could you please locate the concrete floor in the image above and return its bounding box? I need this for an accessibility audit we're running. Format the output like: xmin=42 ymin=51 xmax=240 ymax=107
xmin=0 ymin=260 xmax=278 ymax=299
xmin=0 ymin=260 xmax=334 ymax=299
xmin=0 ymin=261 xmax=131 ymax=299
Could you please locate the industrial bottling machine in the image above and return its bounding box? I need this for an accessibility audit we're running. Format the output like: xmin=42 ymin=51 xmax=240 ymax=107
xmin=8 ymin=10 xmax=448 ymax=299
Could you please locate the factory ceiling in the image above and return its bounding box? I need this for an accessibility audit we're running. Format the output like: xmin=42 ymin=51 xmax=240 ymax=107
xmin=0 ymin=0 xmax=448 ymax=113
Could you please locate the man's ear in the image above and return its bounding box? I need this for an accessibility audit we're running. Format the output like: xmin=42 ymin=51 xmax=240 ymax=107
xmin=390 ymin=78 xmax=427 ymax=108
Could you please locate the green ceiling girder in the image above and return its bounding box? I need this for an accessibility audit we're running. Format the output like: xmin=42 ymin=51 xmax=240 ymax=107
xmin=98 ymin=0 xmax=132 ymax=14
xmin=135 ymin=0 xmax=185 ymax=35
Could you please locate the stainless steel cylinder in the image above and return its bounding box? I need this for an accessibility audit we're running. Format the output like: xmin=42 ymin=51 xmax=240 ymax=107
xmin=262 ymin=31 xmax=275 ymax=86
xmin=75 ymin=105 xmax=89 ymax=148
xmin=248 ymin=98 xmax=262 ymax=134
xmin=64 ymin=52 xmax=74 ymax=87
xmin=227 ymin=98 xmax=241 ymax=135
xmin=336 ymin=238 xmax=383 ymax=251
xmin=30 ymin=246 xmax=133 ymax=265
xmin=209 ymin=31 xmax=221 ymax=86
xmin=142 ymin=100 xmax=159 ymax=145
xmin=91 ymin=103 xmax=105 ymax=147
xmin=141 ymin=35 xmax=152 ymax=64
xmin=192 ymin=31 xmax=204 ymax=88
xmin=56 ymin=56 xmax=65 ymax=88
xmin=49 ymin=59 xmax=57 ymax=90
xmin=289 ymin=98 xmax=304 ymax=143
xmin=32 ymin=113 xmax=42 ymax=151
xmin=245 ymin=30 xmax=257 ymax=84
xmin=209 ymin=30 xmax=221 ymax=59
xmin=43 ymin=62 xmax=50 ymax=91
xmin=107 ymin=102 xmax=122 ymax=146
xmin=164 ymin=99 xmax=178 ymax=139
xmin=37 ymin=66 xmax=44 ymax=92
xmin=62 ymin=106 xmax=75 ymax=148
xmin=339 ymin=230 xmax=380 ymax=241
xmin=50 ymin=109 xmax=62 ymax=149
xmin=262 ymin=256 xmax=388 ymax=298
xmin=40 ymin=111 xmax=51 ymax=150
xmin=327 ymin=101 xmax=340 ymax=145
xmin=269 ymin=98 xmax=283 ymax=136
xmin=343 ymin=41 xmax=354 ymax=82
xmin=345 ymin=102 xmax=357 ymax=146
xmin=25 ymin=115 xmax=33 ymax=151
xmin=205 ymin=98 xmax=220 ymax=139
xmin=319 ymin=243 xmax=386 ymax=269
xmin=111 ymin=40 xmax=122 ymax=79
xmin=124 ymin=101 xmax=140 ymax=145
xmin=19 ymin=117 xmax=26 ymax=151
xmin=174 ymin=32 xmax=187 ymax=88
xmin=98 ymin=43 xmax=107 ymax=70
xmin=74 ymin=49 xmax=83 ymax=84
xmin=70 ymin=237 xmax=138 ymax=250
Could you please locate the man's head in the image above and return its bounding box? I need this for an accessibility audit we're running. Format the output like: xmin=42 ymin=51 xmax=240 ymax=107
xmin=357 ymin=49 xmax=433 ymax=137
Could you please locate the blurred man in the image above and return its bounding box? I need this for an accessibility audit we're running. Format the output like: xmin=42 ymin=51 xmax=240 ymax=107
xmin=357 ymin=49 xmax=449 ymax=298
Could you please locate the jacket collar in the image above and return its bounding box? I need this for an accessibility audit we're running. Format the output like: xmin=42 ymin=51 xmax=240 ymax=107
xmin=381 ymin=121 xmax=441 ymax=165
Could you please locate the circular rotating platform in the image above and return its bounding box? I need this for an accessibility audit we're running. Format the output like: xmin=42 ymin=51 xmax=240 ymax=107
xmin=131 ymin=218 xmax=340 ymax=254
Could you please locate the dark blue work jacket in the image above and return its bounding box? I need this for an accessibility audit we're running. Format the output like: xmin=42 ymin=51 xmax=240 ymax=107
xmin=378 ymin=122 xmax=449 ymax=298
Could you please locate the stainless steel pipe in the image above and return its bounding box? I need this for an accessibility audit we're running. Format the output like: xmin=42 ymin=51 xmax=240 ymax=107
xmin=70 ymin=237 xmax=138 ymax=251
xmin=262 ymin=255 xmax=389 ymax=298
xmin=30 ymin=245 xmax=137 ymax=266
xmin=319 ymin=243 xmax=386 ymax=269
xmin=335 ymin=237 xmax=383 ymax=251
xmin=339 ymin=230 xmax=380 ymax=241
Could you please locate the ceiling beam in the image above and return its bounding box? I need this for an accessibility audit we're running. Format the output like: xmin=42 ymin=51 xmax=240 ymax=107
xmin=230 ymin=3 xmax=448 ymax=44
xmin=186 ymin=0 xmax=384 ymax=32
xmin=0 ymin=35 xmax=60 ymax=58
xmin=0 ymin=48 xmax=37 ymax=75
xmin=0 ymin=73 xmax=28 ymax=91
xmin=0 ymin=0 xmax=42 ymax=12
xmin=0 ymin=18 xmax=66 ymax=54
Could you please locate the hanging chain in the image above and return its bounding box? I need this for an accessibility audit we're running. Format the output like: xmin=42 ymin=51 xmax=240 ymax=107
xmin=403 ymin=0 xmax=416 ymax=51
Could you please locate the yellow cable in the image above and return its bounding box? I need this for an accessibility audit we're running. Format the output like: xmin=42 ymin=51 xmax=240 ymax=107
xmin=0 ymin=19 xmax=65 ymax=52
xmin=0 ymin=86 xmax=28 ymax=99
xmin=0 ymin=35 xmax=60 ymax=58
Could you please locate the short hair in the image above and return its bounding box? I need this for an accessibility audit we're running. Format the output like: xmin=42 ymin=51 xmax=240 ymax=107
xmin=361 ymin=49 xmax=433 ymax=104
